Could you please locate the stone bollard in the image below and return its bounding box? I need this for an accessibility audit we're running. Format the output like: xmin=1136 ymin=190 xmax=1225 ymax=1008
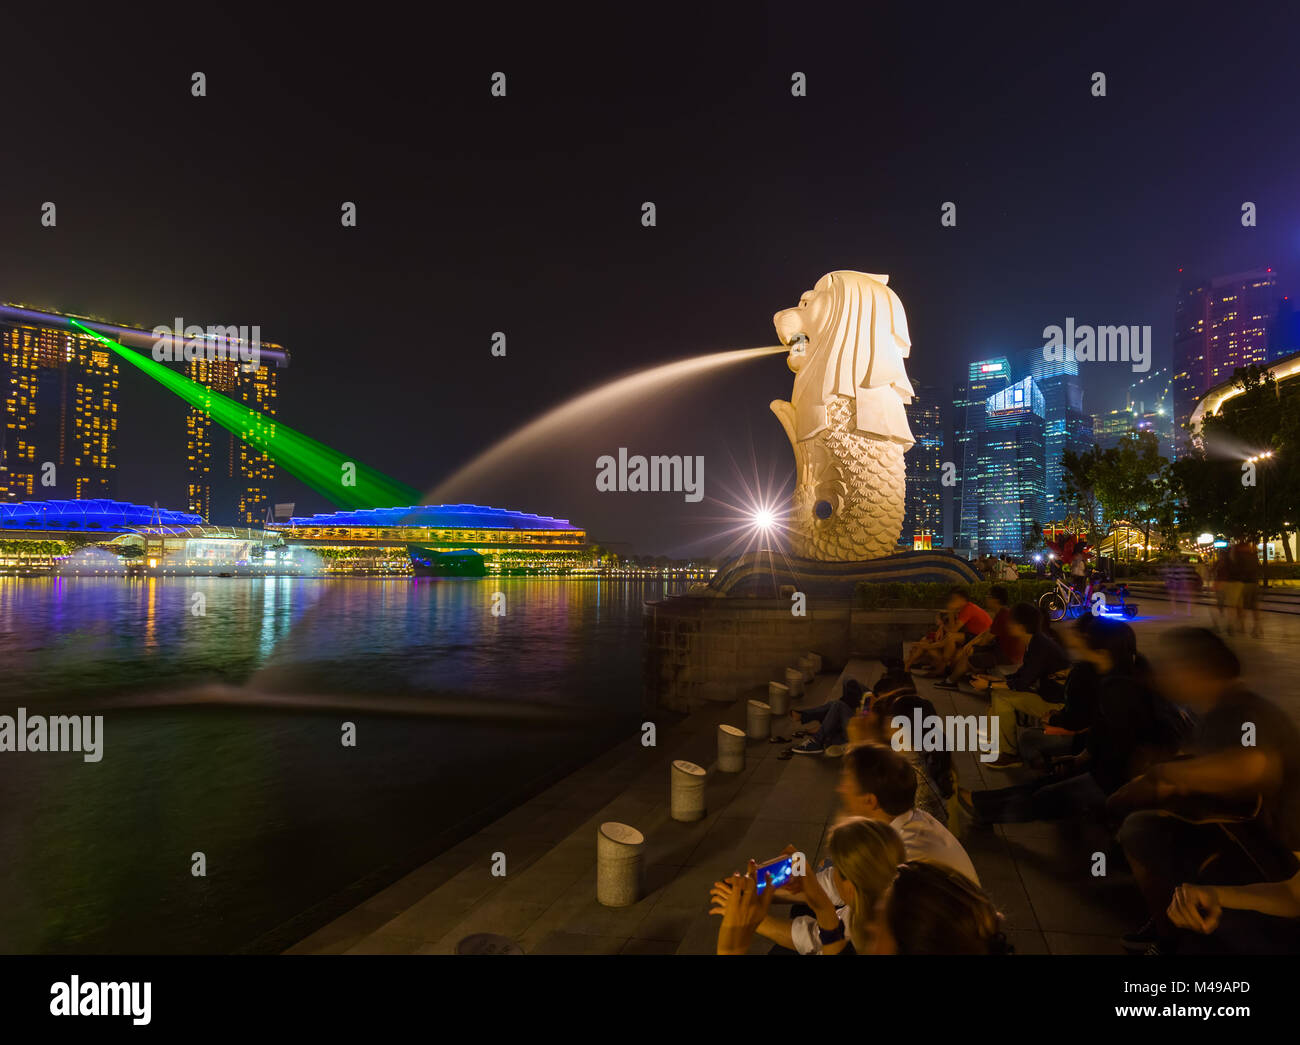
xmin=784 ymin=666 xmax=805 ymax=699
xmin=798 ymin=654 xmax=816 ymax=682
xmin=717 ymin=724 xmax=746 ymax=773
xmin=807 ymin=652 xmax=823 ymax=675
xmin=767 ymin=683 xmax=790 ymax=718
xmin=670 ymin=759 xmax=707 ymax=822
xmin=597 ymin=821 xmax=644 ymax=907
xmin=746 ymin=698 xmax=772 ymax=740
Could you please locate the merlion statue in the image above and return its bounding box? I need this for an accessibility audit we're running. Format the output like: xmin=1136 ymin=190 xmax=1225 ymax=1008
xmin=770 ymin=270 xmax=915 ymax=561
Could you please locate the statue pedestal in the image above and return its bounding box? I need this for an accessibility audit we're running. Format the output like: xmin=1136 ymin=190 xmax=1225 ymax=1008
xmin=706 ymin=548 xmax=979 ymax=597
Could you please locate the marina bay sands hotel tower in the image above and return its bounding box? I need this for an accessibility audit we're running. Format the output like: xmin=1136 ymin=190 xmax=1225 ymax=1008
xmin=0 ymin=304 xmax=289 ymax=525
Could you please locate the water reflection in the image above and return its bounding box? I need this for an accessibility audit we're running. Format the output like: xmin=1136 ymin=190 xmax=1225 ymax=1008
xmin=0 ymin=576 xmax=674 ymax=952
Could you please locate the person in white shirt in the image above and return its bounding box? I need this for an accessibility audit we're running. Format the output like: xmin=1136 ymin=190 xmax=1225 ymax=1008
xmin=756 ymin=743 xmax=981 ymax=954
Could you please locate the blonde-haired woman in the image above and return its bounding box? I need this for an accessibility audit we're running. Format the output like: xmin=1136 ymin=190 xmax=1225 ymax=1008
xmin=821 ymin=816 xmax=906 ymax=953
xmin=714 ymin=816 xmax=905 ymax=954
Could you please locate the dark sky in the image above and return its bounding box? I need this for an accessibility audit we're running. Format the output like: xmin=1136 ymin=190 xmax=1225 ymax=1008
xmin=3 ymin=4 xmax=1297 ymax=554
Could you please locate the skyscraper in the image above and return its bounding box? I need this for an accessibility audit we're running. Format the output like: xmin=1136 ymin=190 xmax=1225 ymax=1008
xmin=1 ymin=310 xmax=120 ymax=501
xmin=185 ymin=351 xmax=286 ymax=525
xmin=976 ymin=376 xmax=1046 ymax=555
xmin=1172 ymin=269 xmax=1279 ymax=455
xmin=1024 ymin=348 xmax=1092 ymax=522
xmin=901 ymin=381 xmax=943 ymax=547
xmin=951 ymin=357 xmax=1010 ymax=554
xmin=0 ymin=304 xmax=288 ymax=522
xmin=1092 ymin=406 xmax=1135 ymax=450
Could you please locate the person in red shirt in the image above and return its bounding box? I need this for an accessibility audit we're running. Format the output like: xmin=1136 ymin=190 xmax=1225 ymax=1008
xmin=905 ymin=587 xmax=990 ymax=677
xmin=936 ymin=585 xmax=1024 ymax=689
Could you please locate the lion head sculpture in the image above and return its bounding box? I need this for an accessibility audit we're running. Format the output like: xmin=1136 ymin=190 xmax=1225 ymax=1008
xmin=770 ymin=270 xmax=915 ymax=449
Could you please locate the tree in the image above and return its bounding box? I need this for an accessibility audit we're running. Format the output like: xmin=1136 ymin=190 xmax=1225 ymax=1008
xmin=1174 ymin=364 xmax=1297 ymax=561
xmin=1063 ymin=433 xmax=1171 ymax=560
xmin=1060 ymin=445 xmax=1104 ymax=534
xmin=1097 ymin=432 xmax=1171 ymax=561
xmin=1023 ymin=518 xmax=1044 ymax=554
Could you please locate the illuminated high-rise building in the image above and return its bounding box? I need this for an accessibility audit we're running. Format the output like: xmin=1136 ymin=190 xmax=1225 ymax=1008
xmin=1205 ymin=269 xmax=1277 ymax=387
xmin=1097 ymin=368 xmax=1174 ymax=454
xmin=1172 ymin=269 xmax=1279 ymax=456
xmin=1092 ymin=407 xmax=1135 ymax=450
xmin=184 ymin=348 xmax=286 ymax=525
xmin=901 ymin=381 xmax=943 ymax=547
xmin=1 ymin=304 xmax=288 ymax=522
xmin=951 ymin=357 xmax=1010 ymax=554
xmin=975 ymin=377 xmax=1046 ymax=555
xmin=1 ymin=309 xmax=120 ymax=501
xmin=1023 ymin=348 xmax=1092 ymax=522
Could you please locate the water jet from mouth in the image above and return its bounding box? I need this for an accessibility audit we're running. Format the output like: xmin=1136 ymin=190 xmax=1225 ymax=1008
xmin=425 ymin=345 xmax=786 ymax=503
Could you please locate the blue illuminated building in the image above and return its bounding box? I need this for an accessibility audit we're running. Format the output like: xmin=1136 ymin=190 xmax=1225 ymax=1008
xmin=271 ymin=504 xmax=588 ymax=571
xmin=1023 ymin=348 xmax=1093 ymax=522
xmin=976 ymin=377 xmax=1046 ymax=555
xmin=279 ymin=504 xmax=580 ymax=532
xmin=0 ymin=498 xmax=202 ymax=532
xmin=951 ymin=357 xmax=1011 ymax=554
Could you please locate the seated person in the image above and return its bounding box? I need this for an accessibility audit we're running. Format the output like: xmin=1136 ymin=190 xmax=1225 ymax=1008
xmin=717 ymin=817 xmax=906 ymax=955
xmin=904 ymin=587 xmax=991 ymax=677
xmin=960 ymin=617 xmax=1176 ymax=824
xmin=847 ymin=671 xmax=916 ymax=748
xmin=1016 ymin=614 xmax=1101 ymax=771
xmin=870 ymin=861 xmax=1012 ymax=954
xmin=762 ymin=743 xmax=978 ymax=954
xmin=903 ymin=611 xmax=957 ymax=675
xmin=788 ymin=678 xmax=864 ymax=756
xmin=1113 ymin=628 xmax=1300 ymax=954
xmin=971 ymin=602 xmax=1069 ymax=768
xmin=874 ymin=692 xmax=955 ymax=824
xmin=938 ymin=585 xmax=1024 ymax=689
xmin=837 ymin=743 xmax=978 ymax=883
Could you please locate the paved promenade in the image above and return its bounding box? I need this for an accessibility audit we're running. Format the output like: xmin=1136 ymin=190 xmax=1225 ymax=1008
xmin=289 ymin=594 xmax=1300 ymax=955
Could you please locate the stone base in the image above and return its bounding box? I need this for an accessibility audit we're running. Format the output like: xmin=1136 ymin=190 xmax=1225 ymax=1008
xmin=644 ymin=595 xmax=932 ymax=712
xmin=705 ymin=548 xmax=979 ymax=597
xmin=644 ymin=550 xmax=980 ymax=712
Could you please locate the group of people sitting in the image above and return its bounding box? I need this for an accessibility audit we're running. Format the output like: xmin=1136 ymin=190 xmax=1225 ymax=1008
xmin=912 ymin=584 xmax=1300 ymax=954
xmin=712 ymin=582 xmax=1300 ymax=955
xmin=711 ymin=669 xmax=1010 ymax=954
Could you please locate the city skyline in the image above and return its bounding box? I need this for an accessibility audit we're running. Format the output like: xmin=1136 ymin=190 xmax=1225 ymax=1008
xmin=4 ymin=276 xmax=1289 ymax=558
xmin=5 ymin=9 xmax=1300 ymax=553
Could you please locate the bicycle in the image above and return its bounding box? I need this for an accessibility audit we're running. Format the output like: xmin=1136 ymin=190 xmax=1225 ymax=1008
xmin=1038 ymin=566 xmax=1083 ymax=621
xmin=1039 ymin=566 xmax=1137 ymax=621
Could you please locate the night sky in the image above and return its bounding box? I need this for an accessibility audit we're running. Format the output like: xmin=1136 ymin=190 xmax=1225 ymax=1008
xmin=3 ymin=5 xmax=1297 ymax=554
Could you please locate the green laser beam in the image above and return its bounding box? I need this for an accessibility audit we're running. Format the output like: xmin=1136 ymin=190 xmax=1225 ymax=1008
xmin=71 ymin=320 xmax=419 ymax=512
